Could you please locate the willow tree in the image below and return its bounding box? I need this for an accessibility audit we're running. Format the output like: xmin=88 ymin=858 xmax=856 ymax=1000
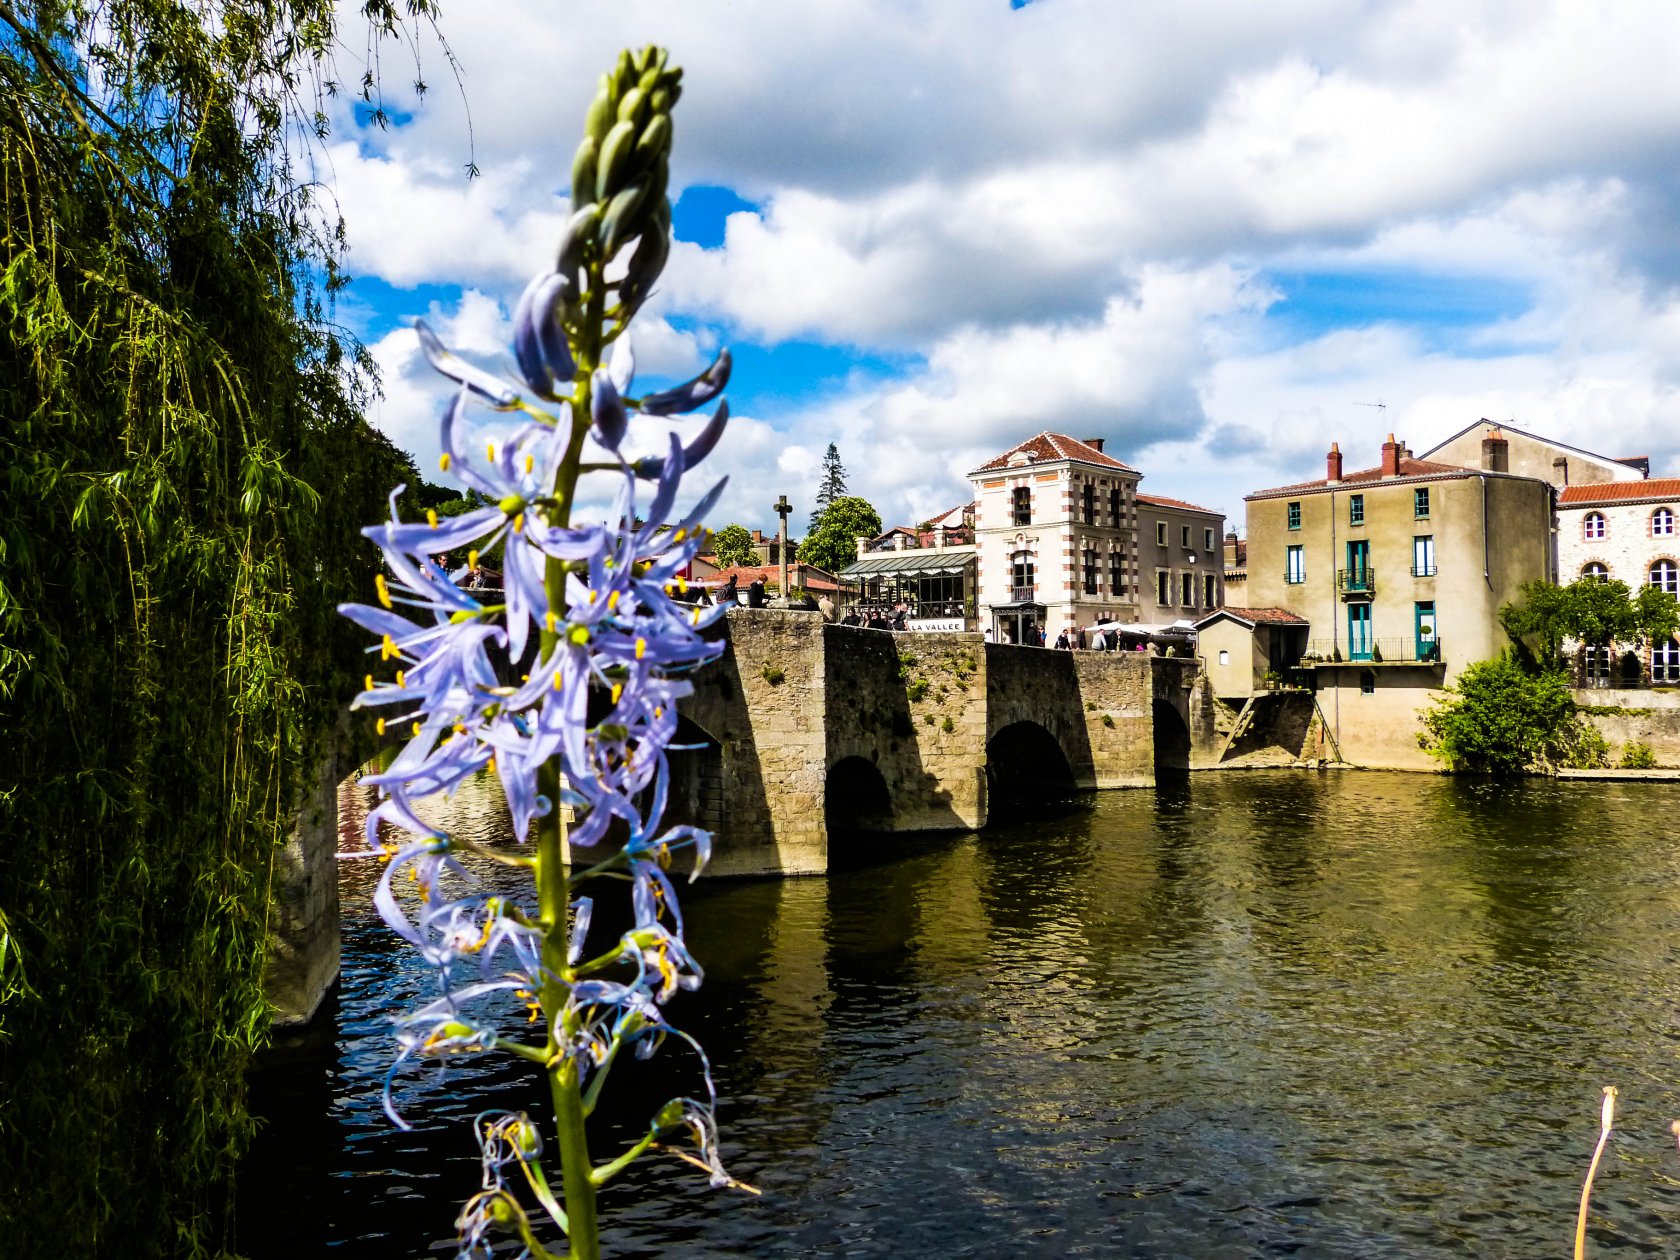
xmin=0 ymin=2 xmax=445 ymax=1253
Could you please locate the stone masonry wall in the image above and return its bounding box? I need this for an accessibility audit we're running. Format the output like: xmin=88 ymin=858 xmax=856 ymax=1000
xmin=1577 ymin=688 xmax=1680 ymax=767
xmin=1069 ymin=651 xmax=1155 ymax=786
xmin=265 ymin=746 xmax=341 ymax=1027
xmin=825 ymin=628 xmax=989 ymax=831
xmin=684 ymin=609 xmax=829 ymax=876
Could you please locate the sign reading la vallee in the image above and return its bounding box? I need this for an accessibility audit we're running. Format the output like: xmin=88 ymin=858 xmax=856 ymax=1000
xmin=906 ymin=617 xmax=966 ymax=633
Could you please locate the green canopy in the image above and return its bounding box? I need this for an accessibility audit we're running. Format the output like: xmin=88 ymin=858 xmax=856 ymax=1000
xmin=839 ymin=551 xmax=974 ymax=579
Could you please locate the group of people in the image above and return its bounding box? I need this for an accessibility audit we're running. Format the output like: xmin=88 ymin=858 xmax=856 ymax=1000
xmin=708 ymin=573 xmax=826 ymax=615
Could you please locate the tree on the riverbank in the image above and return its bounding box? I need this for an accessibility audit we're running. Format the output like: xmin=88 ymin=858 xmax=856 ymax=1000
xmin=1500 ymin=577 xmax=1680 ymax=667
xmin=1418 ymin=656 xmax=1607 ymax=774
xmin=810 ymin=442 xmax=848 ymax=530
xmin=712 ymin=522 xmax=757 ymax=567
xmin=0 ymin=5 xmax=447 ymax=1253
xmin=799 ymin=494 xmax=882 ymax=575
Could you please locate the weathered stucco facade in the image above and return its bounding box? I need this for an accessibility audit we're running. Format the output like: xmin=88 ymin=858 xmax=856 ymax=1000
xmin=1244 ymin=434 xmax=1553 ymax=768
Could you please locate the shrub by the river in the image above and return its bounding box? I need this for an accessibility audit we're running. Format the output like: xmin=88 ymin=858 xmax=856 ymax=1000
xmin=1419 ymin=657 xmax=1608 ymax=774
xmin=1619 ymin=741 xmax=1658 ymax=769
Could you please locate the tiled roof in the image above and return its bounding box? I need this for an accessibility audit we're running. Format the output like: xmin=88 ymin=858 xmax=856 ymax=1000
xmin=970 ymin=432 xmax=1137 ymax=475
xmin=1247 ymin=457 xmax=1471 ymax=499
xmin=1137 ymin=491 xmax=1220 ymax=516
xmin=1558 ymin=478 xmax=1680 ymax=506
xmin=708 ymin=564 xmax=841 ymax=593
xmin=1194 ymin=606 xmax=1308 ymax=629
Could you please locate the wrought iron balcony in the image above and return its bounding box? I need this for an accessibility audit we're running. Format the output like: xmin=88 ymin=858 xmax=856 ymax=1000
xmin=1009 ymin=585 xmax=1037 ymax=603
xmin=1411 ymin=563 xmax=1437 ymax=577
xmin=1298 ymin=637 xmax=1443 ymax=666
xmin=1337 ymin=567 xmax=1376 ymax=597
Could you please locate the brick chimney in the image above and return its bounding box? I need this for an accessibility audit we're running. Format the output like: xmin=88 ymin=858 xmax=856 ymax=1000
xmin=1084 ymin=436 xmax=1105 ymax=453
xmin=1481 ymin=427 xmax=1509 ymax=472
xmin=1552 ymin=455 xmax=1569 ymax=486
xmin=1326 ymin=441 xmax=1343 ymax=483
xmin=1380 ymin=432 xmax=1402 ymax=477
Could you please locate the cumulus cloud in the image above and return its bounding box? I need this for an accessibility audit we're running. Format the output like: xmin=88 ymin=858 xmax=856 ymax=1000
xmin=329 ymin=0 xmax=1680 ymax=537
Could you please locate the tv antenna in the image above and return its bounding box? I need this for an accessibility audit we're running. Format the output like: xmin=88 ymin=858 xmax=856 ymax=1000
xmin=1354 ymin=400 xmax=1387 ymax=416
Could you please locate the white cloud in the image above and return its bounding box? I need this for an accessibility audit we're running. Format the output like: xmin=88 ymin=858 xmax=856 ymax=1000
xmin=329 ymin=0 xmax=1680 ymax=535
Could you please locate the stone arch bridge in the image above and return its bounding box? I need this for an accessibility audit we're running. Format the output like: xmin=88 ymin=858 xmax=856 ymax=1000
xmin=674 ymin=609 xmax=1218 ymax=876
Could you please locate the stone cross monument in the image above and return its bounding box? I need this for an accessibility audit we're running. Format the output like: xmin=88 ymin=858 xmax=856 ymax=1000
xmin=774 ymin=494 xmax=792 ymax=606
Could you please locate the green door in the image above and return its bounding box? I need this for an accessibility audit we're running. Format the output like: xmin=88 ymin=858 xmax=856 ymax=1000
xmin=1348 ymin=602 xmax=1372 ymax=660
xmin=1415 ymin=601 xmax=1437 ymax=660
xmin=1345 ymin=539 xmax=1371 ymax=589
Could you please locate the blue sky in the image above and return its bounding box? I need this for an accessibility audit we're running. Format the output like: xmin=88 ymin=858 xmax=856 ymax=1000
xmin=331 ymin=0 xmax=1680 ymax=535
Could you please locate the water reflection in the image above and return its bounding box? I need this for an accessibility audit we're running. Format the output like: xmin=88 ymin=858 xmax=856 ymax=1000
xmin=242 ymin=771 xmax=1680 ymax=1258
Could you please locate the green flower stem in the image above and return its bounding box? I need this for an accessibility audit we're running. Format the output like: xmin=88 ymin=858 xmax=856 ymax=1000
xmin=590 ymin=1126 xmax=661 ymax=1187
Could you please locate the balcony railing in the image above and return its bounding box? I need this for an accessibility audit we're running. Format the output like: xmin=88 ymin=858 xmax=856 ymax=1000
xmin=1411 ymin=563 xmax=1437 ymax=577
xmin=1299 ymin=637 xmax=1443 ymax=666
xmin=1337 ymin=567 xmax=1376 ymax=596
xmin=1009 ymin=584 xmax=1038 ymax=603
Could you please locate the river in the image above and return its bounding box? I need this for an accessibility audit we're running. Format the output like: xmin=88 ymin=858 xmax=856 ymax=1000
xmin=240 ymin=770 xmax=1680 ymax=1257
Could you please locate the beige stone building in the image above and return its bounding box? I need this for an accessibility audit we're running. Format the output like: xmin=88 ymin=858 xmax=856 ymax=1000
xmin=1422 ymin=419 xmax=1649 ymax=489
xmin=967 ymin=432 xmax=1224 ymax=644
xmin=1244 ymin=432 xmax=1553 ymax=767
xmin=1194 ymin=607 xmax=1309 ymax=699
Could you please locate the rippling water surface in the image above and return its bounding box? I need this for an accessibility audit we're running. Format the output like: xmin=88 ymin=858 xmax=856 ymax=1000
xmin=240 ymin=771 xmax=1680 ymax=1257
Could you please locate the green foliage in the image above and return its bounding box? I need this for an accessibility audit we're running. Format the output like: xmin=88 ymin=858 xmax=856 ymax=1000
xmin=1101 ymin=713 xmax=1115 ymax=728
xmin=800 ymin=495 xmax=882 ymax=575
xmin=809 ymin=442 xmax=847 ymax=530
xmin=1619 ymin=741 xmax=1658 ymax=769
xmin=710 ymin=522 xmax=755 ymax=568
xmin=1501 ymin=577 xmax=1680 ymax=665
xmin=760 ymin=664 xmax=785 ymax=686
xmin=1418 ymin=657 xmax=1607 ymax=774
xmin=941 ymin=715 xmax=955 ymax=733
xmin=906 ymin=678 xmax=930 ymax=702
xmin=0 ymin=3 xmax=439 ymax=1253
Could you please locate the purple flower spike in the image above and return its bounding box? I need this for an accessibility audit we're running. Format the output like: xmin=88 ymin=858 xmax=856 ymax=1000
xmin=591 ymin=369 xmax=628 ymax=451
xmin=637 ymin=348 xmax=731 ymax=416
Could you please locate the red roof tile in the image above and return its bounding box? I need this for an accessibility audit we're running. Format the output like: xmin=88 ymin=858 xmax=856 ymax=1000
xmin=1557 ymin=478 xmax=1680 ymax=505
xmin=1247 ymin=457 xmax=1472 ymax=499
xmin=707 ymin=564 xmax=841 ymax=593
xmin=970 ymin=432 xmax=1137 ymax=474
xmin=1194 ymin=606 xmax=1308 ymax=629
xmin=1137 ymin=491 xmax=1221 ymax=516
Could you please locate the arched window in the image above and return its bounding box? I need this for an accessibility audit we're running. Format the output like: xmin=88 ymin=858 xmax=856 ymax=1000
xmin=1653 ymin=507 xmax=1675 ymax=537
xmin=1652 ymin=559 xmax=1679 ymax=595
xmin=1584 ymin=512 xmax=1606 ymax=540
xmin=1655 ymin=638 xmax=1680 ymax=684
xmin=1581 ymin=562 xmax=1610 ymax=581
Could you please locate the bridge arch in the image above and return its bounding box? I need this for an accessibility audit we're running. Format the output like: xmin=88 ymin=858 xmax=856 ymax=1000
xmin=986 ymin=719 xmax=1078 ymax=808
xmin=825 ymin=756 xmax=893 ymax=840
xmin=1152 ymin=698 xmax=1191 ymax=773
xmin=664 ymin=714 xmax=725 ymax=836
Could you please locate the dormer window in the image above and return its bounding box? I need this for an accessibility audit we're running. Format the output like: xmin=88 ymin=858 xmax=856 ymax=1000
xmin=1584 ymin=512 xmax=1606 ymax=540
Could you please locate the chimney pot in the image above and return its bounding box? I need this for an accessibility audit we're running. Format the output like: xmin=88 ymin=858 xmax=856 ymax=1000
xmin=1381 ymin=433 xmax=1402 ymax=477
xmin=1326 ymin=441 xmax=1343 ymax=483
xmin=1084 ymin=436 xmax=1105 ymax=453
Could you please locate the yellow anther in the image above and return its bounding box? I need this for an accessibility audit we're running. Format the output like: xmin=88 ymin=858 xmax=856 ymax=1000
xmin=453 ymin=723 xmax=467 ymax=735
xmin=364 ymin=673 xmax=374 ymax=692
xmin=468 ymin=549 xmax=479 ymax=568
xmin=376 ymin=717 xmax=386 ymax=735
xmin=611 ymin=683 xmax=623 ymax=704
xmin=525 ymin=454 xmax=535 ymax=473
xmin=487 ymin=754 xmax=498 ymax=775
xmin=635 ymin=638 xmax=647 ymax=660
xmin=513 ymin=513 xmax=525 ymax=534
xmin=521 ymin=673 xmax=530 ymax=682
xmin=375 ymin=573 xmax=392 ymax=609
xmin=607 ymin=591 xmax=619 ymax=610
xmin=673 ymin=528 xmax=686 ymax=542
xmin=553 ymin=672 xmax=563 ymax=691
xmin=487 ymin=441 xmax=497 ymax=461
xmin=691 ymin=608 xmax=702 ymax=626
xmin=588 ymin=590 xmax=598 ymax=604
xmin=426 ymin=508 xmax=439 ymax=528
xmin=654 ymin=706 xmax=663 ymax=718
xmin=439 ymin=452 xmax=452 ymax=472
xmin=382 ymin=634 xmax=398 ymax=660
xmin=396 ymin=670 xmax=407 ymax=688
xmin=411 ymin=720 xmax=422 ymax=736
xmin=545 ymin=610 xmax=558 ymax=632
xmin=676 ymin=575 xmax=688 ymax=593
